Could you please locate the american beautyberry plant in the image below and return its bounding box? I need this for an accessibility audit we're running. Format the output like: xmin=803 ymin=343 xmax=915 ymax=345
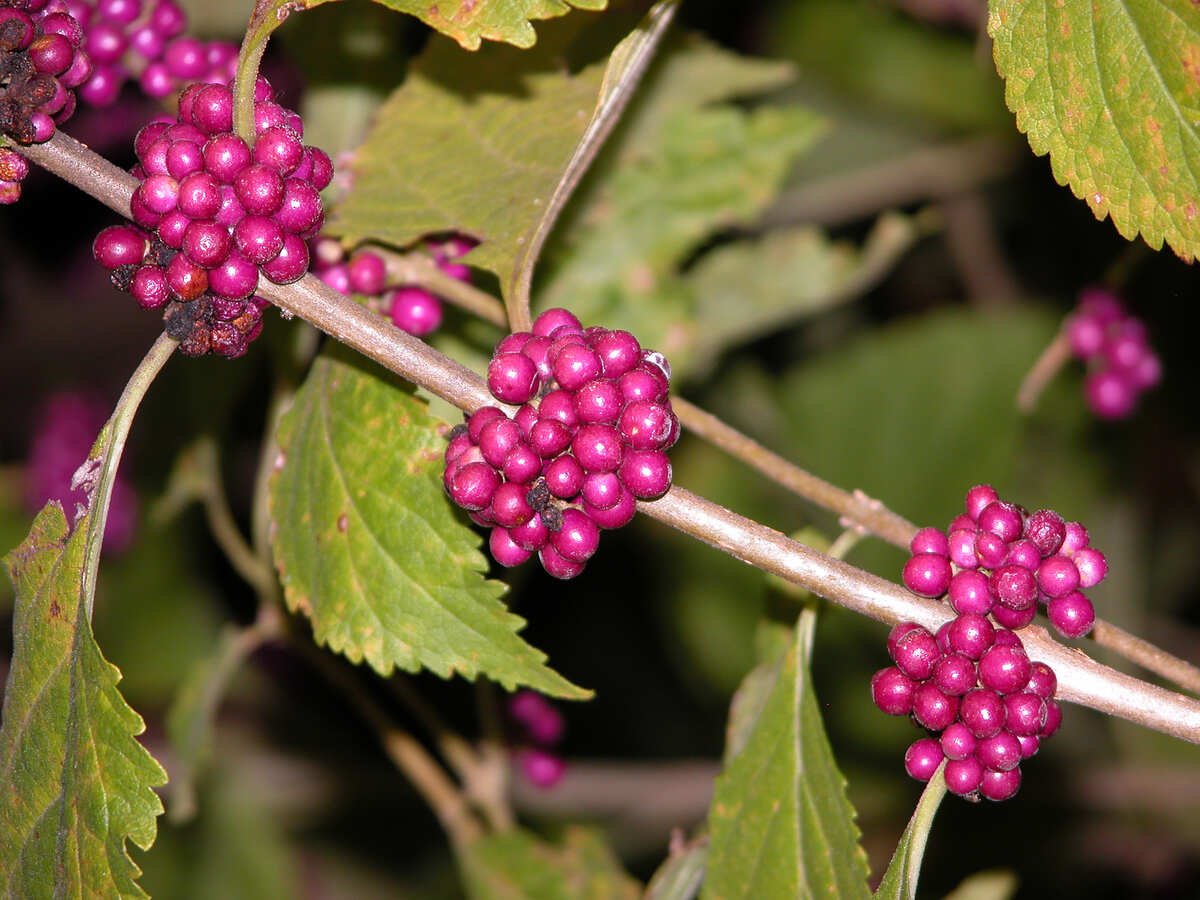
xmin=2 ymin=0 xmax=1200 ymax=897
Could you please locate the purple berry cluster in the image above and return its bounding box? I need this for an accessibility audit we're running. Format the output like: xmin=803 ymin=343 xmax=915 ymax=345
xmin=873 ymin=617 xmax=1062 ymax=801
xmin=311 ymin=234 xmax=474 ymax=337
xmin=443 ymin=307 xmax=678 ymax=579
xmin=91 ymin=76 xmax=332 ymax=357
xmin=0 ymin=0 xmax=92 ymax=153
xmin=1066 ymin=287 xmax=1161 ymax=420
xmin=507 ymin=690 xmax=566 ymax=789
xmin=902 ymin=484 xmax=1107 ymax=639
xmin=25 ymin=390 xmax=137 ymax=551
xmin=67 ymin=0 xmax=237 ymax=105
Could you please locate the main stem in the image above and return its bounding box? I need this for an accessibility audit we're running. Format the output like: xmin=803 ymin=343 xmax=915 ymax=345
xmin=24 ymin=130 xmax=1200 ymax=745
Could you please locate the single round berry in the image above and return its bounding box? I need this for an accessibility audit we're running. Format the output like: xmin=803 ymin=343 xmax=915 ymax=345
xmin=990 ymin=564 xmax=1038 ymax=611
xmin=584 ymin=487 xmax=636 ymax=530
xmin=571 ymin=424 xmax=624 ymax=474
xmin=1040 ymin=700 xmax=1063 ymax=739
xmin=538 ymin=543 xmax=585 ymax=580
xmin=939 ymin=722 xmax=977 ymax=761
xmin=544 ymin=454 xmax=585 ymax=499
xmin=253 ymin=125 xmax=304 ymax=176
xmin=551 ymin=342 xmax=602 ymax=391
xmin=1003 ymin=691 xmax=1047 ymax=737
xmin=892 ymin=628 xmax=940 ymax=681
xmin=447 ymin=461 xmax=499 ymax=511
xmin=182 ymin=219 xmax=231 ymax=268
xmin=520 ymin=335 xmax=553 ymax=380
xmin=948 ymin=570 xmax=992 ymax=616
xmin=202 ymin=133 xmax=251 ymax=183
xmin=1027 ymin=662 xmax=1057 ymax=700
xmin=618 ymin=368 xmax=666 ymax=404
xmin=1017 ymin=734 xmax=1041 ymax=759
xmin=1004 ymin=539 xmax=1041 ymax=571
xmin=488 ymin=352 xmax=540 ymax=405
xmin=886 ymin=622 xmax=924 ymax=659
xmin=978 ymin=644 xmax=1032 ymax=694
xmin=233 ymin=214 xmax=284 ymax=265
xmin=932 ymin=652 xmax=976 ymax=696
xmin=234 ymin=162 xmax=284 ymax=216
xmin=1061 ymin=521 xmax=1090 ymax=556
xmin=550 ymin=508 xmax=600 ymax=564
xmin=964 ymin=484 xmax=999 ymax=520
xmin=260 ymin=233 xmax=310 ymax=283
xmin=489 ymin=482 xmax=534 ymax=529
xmin=1037 ymin=554 xmax=1080 ymax=599
xmin=1047 ymin=591 xmax=1095 ymax=638
xmin=960 ymin=688 xmax=1006 ymax=739
xmin=489 ymin=527 xmax=532 ymax=567
xmin=347 ymin=252 xmax=386 ymax=294
xmin=388 ymin=287 xmax=443 ymax=336
xmin=903 ymin=738 xmax=943 ymax=782
xmin=948 ymin=513 xmax=976 ymax=534
xmin=1085 ymin=368 xmax=1137 ymax=420
xmin=166 ymin=252 xmax=207 ymax=300
xmin=538 ymin=389 xmax=579 ymax=428
xmin=1072 ymin=547 xmax=1108 ymax=588
xmin=991 ymin=604 xmax=1036 ymax=630
xmin=909 ymin=526 xmax=949 ymax=557
xmin=191 ymin=83 xmax=233 ymax=135
xmin=275 ymin=178 xmax=323 ymax=233
xmin=529 ymin=308 xmax=580 ymax=338
xmin=509 ymin=513 xmax=550 ymax=551
xmin=524 ymin=419 xmax=568 ymax=459
xmin=619 ymin=399 xmax=673 ymax=450
xmin=591 ymin=329 xmax=641 ymax=378
xmin=130 ymin=265 xmax=170 ymax=309
xmin=619 ymin=449 xmax=671 ymax=500
xmin=978 ymin=766 xmax=1021 ymax=801
xmin=947 ymin=528 xmax=979 ymax=570
xmin=1024 ymin=508 xmax=1066 ymax=557
xmin=978 ymin=500 xmax=1024 ymax=543
xmin=902 ymin=552 xmax=952 ymax=598
xmin=992 ymin=628 xmax=1023 ymax=648
xmin=1066 ymin=311 xmax=1106 ymax=359
xmin=478 ymin=416 xmax=523 ymax=469
xmin=176 ymin=170 xmax=221 ymax=219
xmin=870 ymin=666 xmax=917 ymax=716
xmin=501 ymin=444 xmax=541 ymax=485
xmin=93 ymin=225 xmax=146 ymax=269
xmin=976 ymin=730 xmax=1022 ymax=771
xmin=912 ymin=682 xmax=959 ymax=731
xmin=944 ymin=756 xmax=984 ymax=796
xmin=973 ymin=531 xmax=1008 ymax=569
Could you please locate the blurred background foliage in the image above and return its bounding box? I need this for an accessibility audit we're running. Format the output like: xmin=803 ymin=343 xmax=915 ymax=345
xmin=2 ymin=0 xmax=1200 ymax=896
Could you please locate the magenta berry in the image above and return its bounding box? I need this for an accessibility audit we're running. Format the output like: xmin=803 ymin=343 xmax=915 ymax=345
xmin=1003 ymin=692 xmax=1047 ymax=737
xmin=948 ymin=570 xmax=992 ymax=616
xmin=619 ymin=449 xmax=671 ymax=500
xmin=1072 ymin=547 xmax=1107 ymax=588
xmin=886 ymin=622 xmax=924 ymax=658
xmin=892 ymin=627 xmax=940 ymax=681
xmin=871 ymin=667 xmax=916 ymax=716
xmin=902 ymin=552 xmax=952 ymax=598
xmin=931 ymin=652 xmax=976 ymax=697
xmin=1027 ymin=662 xmax=1057 ymax=700
xmin=1047 ymin=591 xmax=1095 ymax=638
xmin=978 ymin=767 xmax=1021 ymax=802
xmin=904 ymin=738 xmax=943 ymax=782
xmin=489 ymin=527 xmax=532 ymax=567
xmin=909 ymin=526 xmax=949 ymax=557
xmin=959 ymin=688 xmax=1006 ymax=739
xmin=977 ymin=645 xmax=1032 ymax=695
xmin=939 ymin=722 xmax=977 ymax=761
xmin=964 ymin=484 xmax=999 ymax=520
xmin=912 ymin=682 xmax=959 ymax=732
xmin=976 ymin=731 xmax=1022 ymax=771
xmin=1036 ymin=554 xmax=1080 ymax=598
xmin=944 ymin=756 xmax=984 ymax=797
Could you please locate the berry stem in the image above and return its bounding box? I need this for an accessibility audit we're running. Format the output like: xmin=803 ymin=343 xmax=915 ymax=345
xmin=26 ymin=119 xmax=1200 ymax=744
xmin=81 ymin=332 xmax=178 ymax=619
xmin=1016 ymin=329 xmax=1072 ymax=413
xmin=232 ymin=0 xmax=291 ymax=144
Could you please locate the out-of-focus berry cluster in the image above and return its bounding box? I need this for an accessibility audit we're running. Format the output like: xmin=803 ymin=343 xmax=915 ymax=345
xmin=873 ymin=618 xmax=1061 ymax=801
xmin=1065 ymin=287 xmax=1160 ymax=420
xmin=507 ymin=690 xmax=566 ymax=789
xmin=91 ymin=76 xmax=332 ymax=357
xmin=24 ymin=390 xmax=137 ymax=551
xmin=443 ymin=308 xmax=678 ymax=579
xmin=902 ymin=484 xmax=1106 ymax=639
xmin=311 ymin=235 xmax=475 ymax=338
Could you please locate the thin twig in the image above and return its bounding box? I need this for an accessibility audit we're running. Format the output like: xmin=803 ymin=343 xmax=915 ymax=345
xmin=1016 ymin=329 xmax=1073 ymax=413
xmin=198 ymin=445 xmax=276 ymax=596
xmin=27 ymin=121 xmax=1200 ymax=743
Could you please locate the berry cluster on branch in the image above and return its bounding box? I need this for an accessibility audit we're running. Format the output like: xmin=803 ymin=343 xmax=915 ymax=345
xmin=443 ymin=308 xmax=678 ymax=579
xmin=91 ymin=76 xmax=331 ymax=356
xmin=902 ymin=484 xmax=1106 ymax=639
xmin=874 ymin=617 xmax=1061 ymax=801
xmin=1066 ymin=287 xmax=1161 ymax=420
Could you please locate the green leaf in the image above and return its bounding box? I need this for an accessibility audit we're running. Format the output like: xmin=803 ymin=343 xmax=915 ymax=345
xmin=873 ymin=763 xmax=947 ymax=900
xmin=704 ymin=609 xmax=871 ymax=900
xmin=535 ymin=36 xmax=823 ymax=370
xmin=685 ymin=214 xmax=920 ymax=371
xmin=644 ymin=836 xmax=708 ymax=900
xmin=367 ymin=0 xmax=604 ymax=50
xmin=0 ymin=503 xmax=167 ymax=899
xmin=328 ymin=20 xmax=615 ymax=303
xmin=457 ymin=826 xmax=641 ymax=899
xmin=268 ymin=344 xmax=587 ymax=698
xmin=989 ymin=0 xmax=1200 ymax=260
xmin=721 ymin=644 xmax=787 ymax=767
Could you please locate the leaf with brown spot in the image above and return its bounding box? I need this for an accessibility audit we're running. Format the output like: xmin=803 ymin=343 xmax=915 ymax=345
xmin=269 ymin=344 xmax=588 ymax=699
xmin=990 ymin=0 xmax=1200 ymax=260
